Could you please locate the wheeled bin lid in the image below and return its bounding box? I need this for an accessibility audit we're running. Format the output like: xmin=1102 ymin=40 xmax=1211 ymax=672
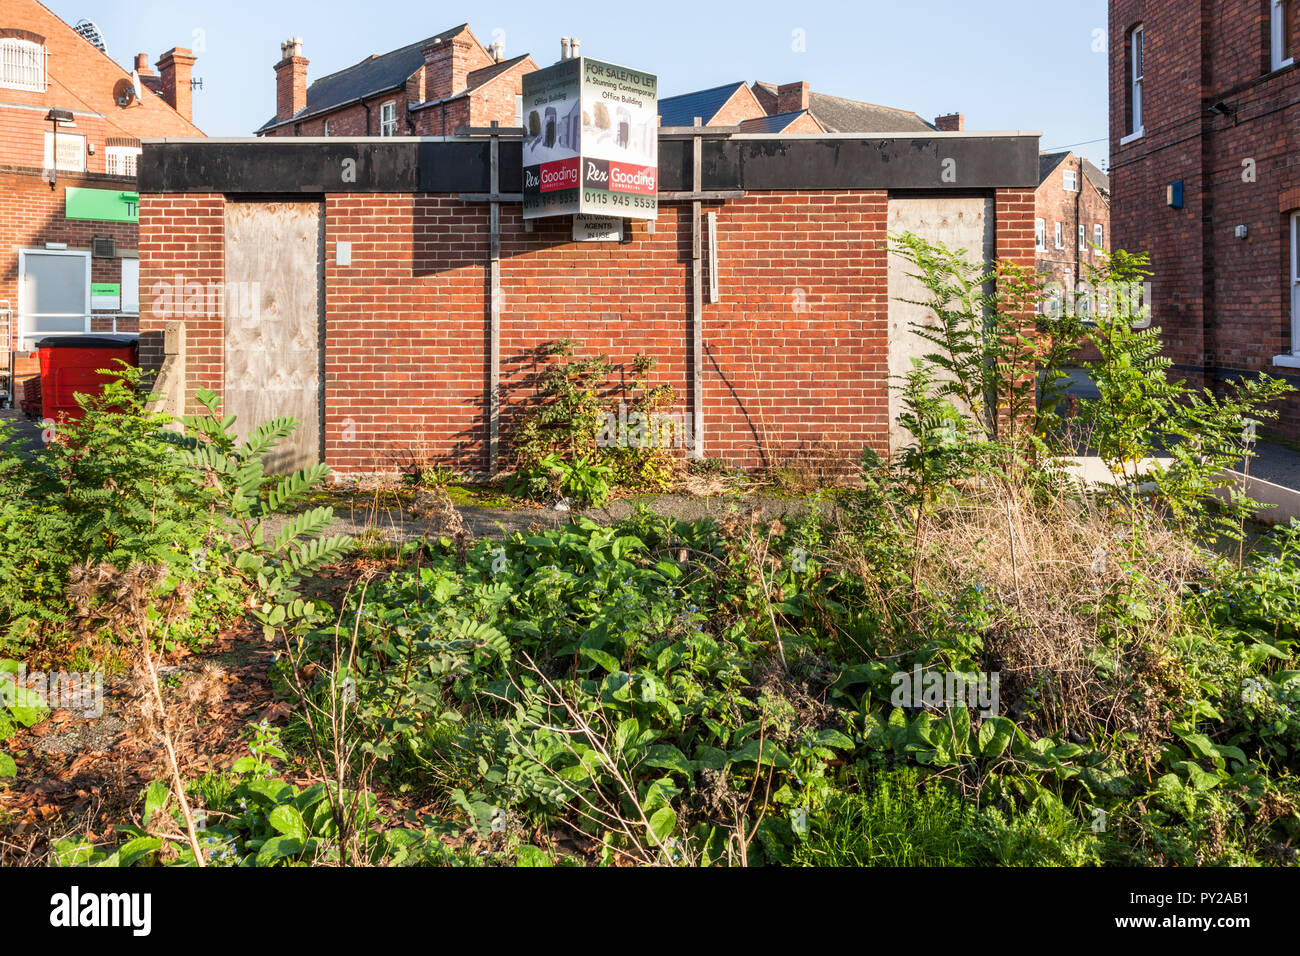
xmin=35 ymin=334 xmax=140 ymax=350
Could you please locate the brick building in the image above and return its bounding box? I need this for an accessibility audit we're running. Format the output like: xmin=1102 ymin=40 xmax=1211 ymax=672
xmin=0 ymin=0 xmax=201 ymax=405
xmin=1034 ymin=151 xmax=1110 ymax=313
xmin=257 ymin=24 xmax=537 ymax=138
xmin=137 ymin=130 xmax=1039 ymax=476
xmin=658 ymin=79 xmax=948 ymax=134
xmin=1109 ymin=0 xmax=1300 ymax=435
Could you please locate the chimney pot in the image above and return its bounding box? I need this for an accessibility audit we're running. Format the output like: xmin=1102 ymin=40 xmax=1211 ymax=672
xmin=561 ymin=37 xmax=571 ymax=60
xmin=571 ymin=38 xmax=580 ymax=58
xmin=134 ymin=53 xmax=152 ymax=74
xmin=275 ymin=37 xmax=308 ymax=123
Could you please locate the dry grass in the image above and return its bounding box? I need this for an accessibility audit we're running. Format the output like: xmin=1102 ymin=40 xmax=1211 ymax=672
xmin=927 ymin=479 xmax=1202 ymax=764
xmin=834 ymin=474 xmax=1207 ymax=772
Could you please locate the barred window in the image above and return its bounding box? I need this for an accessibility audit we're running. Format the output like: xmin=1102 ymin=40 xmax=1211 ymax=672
xmin=106 ymin=145 xmax=140 ymax=176
xmin=0 ymin=37 xmax=45 ymax=91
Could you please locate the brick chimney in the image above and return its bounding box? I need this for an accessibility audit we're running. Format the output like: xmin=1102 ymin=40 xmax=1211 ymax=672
xmin=275 ymin=37 xmax=308 ymax=123
xmin=158 ymin=47 xmax=197 ymax=122
xmin=134 ymin=53 xmax=153 ymax=76
xmin=776 ymin=81 xmax=810 ymax=114
xmin=423 ymin=34 xmax=484 ymax=101
xmin=934 ymin=113 xmax=965 ymax=131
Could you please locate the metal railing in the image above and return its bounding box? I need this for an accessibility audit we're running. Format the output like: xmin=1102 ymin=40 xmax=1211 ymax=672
xmin=16 ymin=313 xmax=140 ymax=352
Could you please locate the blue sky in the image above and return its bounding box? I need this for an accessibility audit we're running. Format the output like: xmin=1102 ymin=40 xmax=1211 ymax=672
xmin=47 ymin=0 xmax=1111 ymax=167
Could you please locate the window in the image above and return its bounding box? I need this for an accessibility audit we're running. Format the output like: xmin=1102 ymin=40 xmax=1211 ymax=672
xmin=105 ymin=145 xmax=140 ymax=177
xmin=18 ymin=249 xmax=90 ymax=345
xmin=1054 ymin=221 xmax=1063 ymax=249
xmin=1035 ymin=218 xmax=1046 ymax=251
xmin=1126 ymin=26 xmax=1145 ymax=139
xmin=323 ymin=119 xmax=331 ymax=136
xmin=1094 ymin=223 xmax=1105 ymax=248
xmin=1273 ymin=0 xmax=1294 ymax=72
xmin=0 ymin=37 xmax=45 ymax=91
xmin=1079 ymin=224 xmax=1087 ymax=250
xmin=1063 ymin=169 xmax=1078 ymax=191
xmin=43 ymin=132 xmax=85 ymax=173
xmin=1290 ymin=212 xmax=1300 ymax=356
xmin=379 ymin=101 xmax=397 ymax=137
xmin=121 ymin=258 xmax=139 ymax=315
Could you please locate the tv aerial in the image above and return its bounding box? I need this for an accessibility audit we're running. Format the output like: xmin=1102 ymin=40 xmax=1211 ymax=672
xmin=73 ymin=18 xmax=107 ymax=53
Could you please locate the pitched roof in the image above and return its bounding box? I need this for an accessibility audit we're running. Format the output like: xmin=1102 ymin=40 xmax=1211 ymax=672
xmin=657 ymin=82 xmax=748 ymax=127
xmin=257 ymin=24 xmax=472 ymax=131
xmin=1039 ymin=151 xmax=1110 ymax=196
xmin=739 ymin=109 xmax=817 ymax=134
xmin=752 ymin=82 xmax=935 ymax=134
xmin=21 ymin=0 xmax=203 ymax=138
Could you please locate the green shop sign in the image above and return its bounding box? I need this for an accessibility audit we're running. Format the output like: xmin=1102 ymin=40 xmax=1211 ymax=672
xmin=65 ymin=187 xmax=139 ymax=223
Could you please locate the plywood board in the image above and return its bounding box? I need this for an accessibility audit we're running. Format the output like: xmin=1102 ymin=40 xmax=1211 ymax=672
xmin=224 ymin=201 xmax=323 ymax=473
xmin=886 ymin=197 xmax=994 ymax=453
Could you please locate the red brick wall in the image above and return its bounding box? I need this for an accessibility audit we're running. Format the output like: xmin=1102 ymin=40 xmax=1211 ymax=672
xmin=1 ymin=168 xmax=140 ymax=382
xmin=710 ymin=86 xmax=768 ymax=127
xmin=1035 ymin=155 xmax=1111 ymax=291
xmin=137 ymin=193 xmax=223 ymax=413
xmin=0 ymin=0 xmax=202 ymax=140
xmin=139 ymin=188 xmax=1030 ymax=474
xmin=1110 ymin=0 xmax=1300 ymax=435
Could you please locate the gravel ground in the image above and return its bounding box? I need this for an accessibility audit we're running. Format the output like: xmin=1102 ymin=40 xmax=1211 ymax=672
xmin=279 ymin=491 xmax=824 ymax=544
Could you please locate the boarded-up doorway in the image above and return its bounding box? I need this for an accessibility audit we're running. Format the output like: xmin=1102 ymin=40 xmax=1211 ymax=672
xmin=886 ymin=196 xmax=995 ymax=453
xmin=224 ymin=201 xmax=324 ymax=472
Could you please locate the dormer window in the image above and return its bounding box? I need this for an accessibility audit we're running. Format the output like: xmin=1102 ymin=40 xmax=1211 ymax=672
xmin=0 ymin=36 xmax=46 ymax=92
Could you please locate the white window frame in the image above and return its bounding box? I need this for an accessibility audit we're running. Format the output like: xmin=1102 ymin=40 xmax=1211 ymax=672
xmin=1035 ymin=217 xmax=1046 ymax=251
xmin=1273 ymin=0 xmax=1294 ymax=72
xmin=1123 ymin=26 xmax=1145 ymax=142
xmin=43 ymin=131 xmax=86 ymax=173
xmin=0 ymin=38 xmax=46 ymax=92
xmin=1054 ymin=221 xmax=1063 ymax=249
xmin=1063 ymin=169 xmax=1078 ymax=191
xmin=1094 ymin=223 xmax=1104 ymax=248
xmin=17 ymin=248 xmax=91 ymax=348
xmin=1079 ymin=223 xmax=1087 ymax=250
xmin=120 ymin=257 xmax=140 ymax=315
xmin=105 ymin=145 xmax=140 ymax=177
xmin=379 ymin=101 xmax=398 ymax=137
xmin=323 ymin=118 xmax=331 ymax=136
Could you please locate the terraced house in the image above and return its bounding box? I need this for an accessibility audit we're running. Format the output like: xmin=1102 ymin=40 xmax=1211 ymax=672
xmin=258 ymin=24 xmax=537 ymax=138
xmin=0 ymin=0 xmax=202 ymax=409
xmin=1109 ymin=0 xmax=1300 ymax=436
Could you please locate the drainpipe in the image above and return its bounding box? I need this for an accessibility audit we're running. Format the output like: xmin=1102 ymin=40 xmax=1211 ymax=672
xmin=1075 ymin=155 xmax=1083 ymax=306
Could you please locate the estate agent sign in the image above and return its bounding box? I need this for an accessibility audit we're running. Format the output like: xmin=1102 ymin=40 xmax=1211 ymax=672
xmin=521 ymin=57 xmax=658 ymax=221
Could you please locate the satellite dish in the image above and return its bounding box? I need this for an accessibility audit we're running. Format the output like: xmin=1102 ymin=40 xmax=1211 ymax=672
xmin=73 ymin=18 xmax=107 ymax=53
xmin=114 ymin=77 xmax=137 ymax=107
